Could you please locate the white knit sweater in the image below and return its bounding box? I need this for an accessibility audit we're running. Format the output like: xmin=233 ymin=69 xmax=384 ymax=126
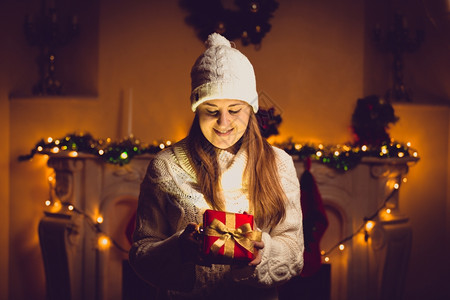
xmin=129 ymin=139 xmax=304 ymax=299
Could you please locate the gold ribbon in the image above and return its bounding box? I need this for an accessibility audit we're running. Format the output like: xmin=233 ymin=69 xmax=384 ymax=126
xmin=205 ymin=214 xmax=262 ymax=259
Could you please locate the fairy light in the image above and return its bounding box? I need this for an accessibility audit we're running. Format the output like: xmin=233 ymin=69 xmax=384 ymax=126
xmin=413 ymin=151 xmax=418 ymax=157
xmin=406 ymin=142 xmax=411 ymax=147
xmin=324 ymin=256 xmax=330 ymax=262
xmin=120 ymin=152 xmax=128 ymax=159
xmin=339 ymin=244 xmax=345 ymax=251
xmin=98 ymin=149 xmax=104 ymax=155
xmin=98 ymin=235 xmax=111 ymax=250
xmin=295 ymin=144 xmax=302 ymax=150
xmin=47 ymin=137 xmax=53 ymax=143
xmin=166 ymin=140 xmax=172 ymax=146
xmin=398 ymin=152 xmax=405 ymax=158
xmin=68 ymin=205 xmax=74 ymax=211
xmin=386 ymin=208 xmax=391 ymax=214
xmin=37 ymin=146 xmax=43 ymax=152
xmin=361 ymin=145 xmax=368 ymax=151
xmin=394 ymin=183 xmax=400 ymax=189
xmin=69 ymin=151 xmax=78 ymax=157
xmin=49 ymin=200 xmax=62 ymax=213
xmin=402 ymin=177 xmax=407 ymax=183
xmin=159 ymin=143 xmax=165 ymax=149
xmin=45 ymin=200 xmax=51 ymax=206
xmin=316 ymin=151 xmax=323 ymax=157
xmin=96 ymin=216 xmax=104 ymax=224
xmin=51 ymin=147 xmax=60 ymax=153
xmin=334 ymin=151 xmax=340 ymax=156
xmin=365 ymin=220 xmax=375 ymax=232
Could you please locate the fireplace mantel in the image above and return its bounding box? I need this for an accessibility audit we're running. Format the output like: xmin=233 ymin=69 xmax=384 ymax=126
xmin=39 ymin=153 xmax=418 ymax=300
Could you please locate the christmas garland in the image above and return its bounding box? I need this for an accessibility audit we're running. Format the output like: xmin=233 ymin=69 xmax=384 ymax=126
xmin=19 ymin=132 xmax=418 ymax=171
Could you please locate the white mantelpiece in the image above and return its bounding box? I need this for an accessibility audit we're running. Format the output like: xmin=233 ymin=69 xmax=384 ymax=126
xmin=39 ymin=154 xmax=417 ymax=300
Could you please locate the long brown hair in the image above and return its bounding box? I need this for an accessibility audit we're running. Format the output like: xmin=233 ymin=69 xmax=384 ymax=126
xmin=186 ymin=111 xmax=287 ymax=228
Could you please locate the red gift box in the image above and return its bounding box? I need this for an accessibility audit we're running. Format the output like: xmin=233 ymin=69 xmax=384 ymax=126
xmin=201 ymin=210 xmax=262 ymax=264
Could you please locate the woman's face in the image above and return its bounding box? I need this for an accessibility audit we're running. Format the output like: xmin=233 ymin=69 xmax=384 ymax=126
xmin=197 ymin=99 xmax=252 ymax=151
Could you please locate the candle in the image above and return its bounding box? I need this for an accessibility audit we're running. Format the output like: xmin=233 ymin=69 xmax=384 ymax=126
xmin=127 ymin=88 xmax=133 ymax=137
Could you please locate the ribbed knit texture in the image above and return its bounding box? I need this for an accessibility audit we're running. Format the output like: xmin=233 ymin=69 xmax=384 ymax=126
xmin=129 ymin=139 xmax=304 ymax=299
xmin=190 ymin=33 xmax=259 ymax=113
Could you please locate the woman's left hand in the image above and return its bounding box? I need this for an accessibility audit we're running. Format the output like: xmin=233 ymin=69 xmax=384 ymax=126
xmin=248 ymin=240 xmax=264 ymax=266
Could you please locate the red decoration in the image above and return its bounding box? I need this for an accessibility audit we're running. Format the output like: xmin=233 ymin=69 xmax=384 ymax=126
xmin=300 ymin=158 xmax=329 ymax=277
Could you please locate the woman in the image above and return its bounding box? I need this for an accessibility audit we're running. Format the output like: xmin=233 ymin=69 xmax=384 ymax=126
xmin=129 ymin=33 xmax=304 ymax=299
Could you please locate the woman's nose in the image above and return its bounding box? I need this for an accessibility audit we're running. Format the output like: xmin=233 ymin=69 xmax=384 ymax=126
xmin=217 ymin=111 xmax=230 ymax=127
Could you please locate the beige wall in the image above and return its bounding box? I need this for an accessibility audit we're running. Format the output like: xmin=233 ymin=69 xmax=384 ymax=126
xmin=390 ymin=104 xmax=449 ymax=299
xmin=2 ymin=0 xmax=449 ymax=299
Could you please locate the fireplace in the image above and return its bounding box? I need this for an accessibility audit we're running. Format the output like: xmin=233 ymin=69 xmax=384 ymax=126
xmin=38 ymin=153 xmax=416 ymax=300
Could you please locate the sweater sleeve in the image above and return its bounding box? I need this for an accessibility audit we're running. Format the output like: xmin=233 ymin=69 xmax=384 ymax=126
xmin=231 ymin=148 xmax=304 ymax=287
xmin=128 ymin=155 xmax=196 ymax=292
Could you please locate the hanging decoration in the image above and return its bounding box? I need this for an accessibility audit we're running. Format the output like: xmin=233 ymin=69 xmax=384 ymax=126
xmin=351 ymin=95 xmax=399 ymax=147
xmin=321 ymin=183 xmax=401 ymax=261
xmin=300 ymin=157 xmax=329 ymax=277
xmin=18 ymin=133 xmax=167 ymax=166
xmin=255 ymin=107 xmax=282 ymax=138
xmin=179 ymin=0 xmax=279 ymax=47
xmin=19 ymin=132 xmax=418 ymax=172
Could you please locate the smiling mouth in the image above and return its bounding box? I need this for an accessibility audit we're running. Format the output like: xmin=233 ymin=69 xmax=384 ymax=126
xmin=214 ymin=128 xmax=233 ymax=136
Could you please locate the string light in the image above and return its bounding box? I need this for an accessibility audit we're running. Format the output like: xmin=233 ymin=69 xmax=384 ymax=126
xmin=321 ymin=181 xmax=402 ymax=257
xmin=365 ymin=220 xmax=375 ymax=231
xmin=42 ymin=199 xmax=129 ymax=253
xmin=19 ymin=132 xmax=419 ymax=171
xmin=98 ymin=235 xmax=111 ymax=250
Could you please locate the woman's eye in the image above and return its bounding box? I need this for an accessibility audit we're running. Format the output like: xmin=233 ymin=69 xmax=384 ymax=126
xmin=229 ymin=109 xmax=241 ymax=115
xmin=207 ymin=110 xmax=219 ymax=116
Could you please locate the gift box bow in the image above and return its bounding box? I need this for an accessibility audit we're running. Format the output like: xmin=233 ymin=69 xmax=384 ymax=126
xmin=204 ymin=215 xmax=262 ymax=259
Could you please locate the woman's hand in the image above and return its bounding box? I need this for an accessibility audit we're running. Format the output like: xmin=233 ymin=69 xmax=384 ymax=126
xmin=248 ymin=240 xmax=264 ymax=266
xmin=179 ymin=222 xmax=202 ymax=263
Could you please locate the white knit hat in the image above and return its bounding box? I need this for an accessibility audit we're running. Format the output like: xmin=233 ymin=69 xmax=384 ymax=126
xmin=190 ymin=33 xmax=259 ymax=113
